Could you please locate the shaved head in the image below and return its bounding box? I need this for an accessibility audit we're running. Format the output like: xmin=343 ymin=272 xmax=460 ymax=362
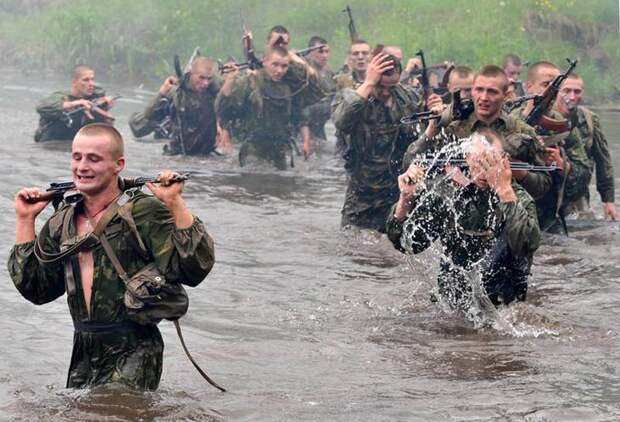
xmin=75 ymin=123 xmax=124 ymax=159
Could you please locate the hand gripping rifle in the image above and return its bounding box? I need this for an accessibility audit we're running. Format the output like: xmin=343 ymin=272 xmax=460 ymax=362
xmin=401 ymin=90 xmax=474 ymax=127
xmin=525 ymin=58 xmax=578 ymax=132
xmin=62 ymin=95 xmax=121 ymax=127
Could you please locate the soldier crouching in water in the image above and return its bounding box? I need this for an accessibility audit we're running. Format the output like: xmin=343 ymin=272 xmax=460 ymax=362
xmin=8 ymin=124 xmax=215 ymax=390
xmin=215 ymin=45 xmax=323 ymax=170
xmin=386 ymin=129 xmax=540 ymax=309
xmin=130 ymin=56 xmax=232 ymax=156
xmin=332 ymin=47 xmax=442 ymax=232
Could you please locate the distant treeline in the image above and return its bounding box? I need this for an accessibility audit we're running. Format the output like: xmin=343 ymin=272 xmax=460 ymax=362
xmin=1 ymin=0 xmax=618 ymax=100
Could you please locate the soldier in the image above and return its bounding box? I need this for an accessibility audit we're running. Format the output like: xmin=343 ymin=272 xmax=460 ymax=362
xmin=8 ymin=123 xmax=215 ymax=390
xmin=35 ymin=64 xmax=115 ymax=142
xmin=387 ymin=129 xmax=540 ymax=308
xmin=215 ymin=45 xmax=321 ymax=170
xmin=407 ymin=65 xmax=553 ymax=203
xmin=512 ymin=61 xmax=592 ymax=232
xmin=447 ymin=66 xmax=474 ymax=100
xmin=334 ymin=39 xmax=370 ymax=90
xmin=557 ymin=73 xmax=617 ymax=220
xmin=502 ymin=54 xmax=526 ymax=97
xmin=300 ymin=36 xmax=337 ymax=158
xmin=266 ymin=25 xmax=290 ymax=50
xmin=129 ymin=56 xmax=232 ymax=156
xmin=332 ymin=49 xmax=441 ymax=232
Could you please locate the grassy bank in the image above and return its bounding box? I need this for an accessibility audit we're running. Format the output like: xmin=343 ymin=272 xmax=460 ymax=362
xmin=1 ymin=0 xmax=618 ymax=99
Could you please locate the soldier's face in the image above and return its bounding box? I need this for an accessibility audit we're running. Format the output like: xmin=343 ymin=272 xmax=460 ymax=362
xmin=558 ymin=78 xmax=584 ymax=114
xmin=465 ymin=138 xmax=505 ymax=190
xmin=71 ymin=134 xmax=124 ymax=196
xmin=189 ymin=66 xmax=215 ymax=92
xmin=264 ymin=53 xmax=289 ymax=81
xmin=350 ymin=44 xmax=370 ymax=72
xmin=374 ymin=72 xmax=400 ymax=102
xmin=504 ymin=62 xmax=522 ymax=81
xmin=309 ymin=45 xmax=330 ymax=68
xmin=448 ymin=74 xmax=474 ymax=99
xmin=527 ymin=67 xmax=559 ymax=95
xmin=72 ymin=70 xmax=95 ymax=97
xmin=472 ymin=75 xmax=507 ymax=120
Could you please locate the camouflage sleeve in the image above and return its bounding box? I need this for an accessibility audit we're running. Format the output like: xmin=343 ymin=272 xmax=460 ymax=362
xmin=590 ymin=115 xmax=615 ymax=203
xmin=514 ymin=133 xmax=553 ymax=201
xmin=215 ymin=77 xmax=250 ymax=124
xmin=143 ymin=93 xmax=170 ymax=121
xmin=332 ymin=88 xmax=367 ymax=133
xmin=132 ymin=196 xmax=215 ymax=287
xmin=128 ymin=111 xmax=155 ymax=138
xmin=386 ymin=192 xmax=445 ymax=254
xmin=128 ymin=92 xmax=170 ymax=138
xmin=562 ymin=141 xmax=592 ymax=204
xmin=35 ymin=91 xmax=66 ymax=120
xmin=7 ymin=222 xmax=66 ymax=305
xmin=497 ymin=184 xmax=541 ymax=258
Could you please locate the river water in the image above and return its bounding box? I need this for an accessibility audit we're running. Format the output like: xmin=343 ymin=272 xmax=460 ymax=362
xmin=0 ymin=73 xmax=619 ymax=421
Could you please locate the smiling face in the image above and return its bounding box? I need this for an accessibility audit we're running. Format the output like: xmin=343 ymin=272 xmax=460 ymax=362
xmin=557 ymin=76 xmax=584 ymax=115
xmin=472 ymin=75 xmax=507 ymax=121
xmin=71 ymin=130 xmax=124 ymax=196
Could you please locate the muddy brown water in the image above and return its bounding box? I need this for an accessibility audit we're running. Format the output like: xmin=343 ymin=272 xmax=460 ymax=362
xmin=0 ymin=74 xmax=619 ymax=421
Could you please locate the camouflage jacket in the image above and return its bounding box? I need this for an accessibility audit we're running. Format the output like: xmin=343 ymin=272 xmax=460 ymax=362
xmin=301 ymin=65 xmax=337 ymax=134
xmin=386 ymin=181 xmax=540 ymax=305
xmin=332 ymin=84 xmax=423 ymax=230
xmin=35 ymin=86 xmax=109 ymax=142
xmin=7 ymin=189 xmax=215 ymax=390
xmin=405 ymin=111 xmax=553 ymax=201
xmin=216 ymin=62 xmax=322 ymax=145
xmin=130 ymin=80 xmax=221 ymax=155
xmin=568 ymin=106 xmax=615 ymax=203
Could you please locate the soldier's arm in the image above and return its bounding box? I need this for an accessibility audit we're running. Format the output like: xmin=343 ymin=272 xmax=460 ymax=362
xmin=562 ymin=141 xmax=593 ymax=204
xmin=215 ymin=76 xmax=250 ymax=123
xmin=133 ymin=195 xmax=215 ymax=288
xmin=8 ymin=220 xmax=66 ymax=305
xmin=590 ymin=115 xmax=615 ymax=203
xmin=332 ymin=88 xmax=367 ymax=133
xmin=35 ymin=92 xmax=67 ymax=119
xmin=498 ymin=184 xmax=541 ymax=258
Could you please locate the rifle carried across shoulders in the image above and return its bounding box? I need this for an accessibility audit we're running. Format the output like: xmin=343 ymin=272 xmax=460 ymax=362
xmin=525 ymin=58 xmax=578 ymax=132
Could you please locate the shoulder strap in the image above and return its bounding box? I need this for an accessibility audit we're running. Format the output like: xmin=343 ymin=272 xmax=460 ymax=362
xmin=579 ymin=107 xmax=595 ymax=150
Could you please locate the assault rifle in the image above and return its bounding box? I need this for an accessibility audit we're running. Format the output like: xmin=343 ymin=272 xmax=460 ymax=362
xmin=412 ymin=155 xmax=558 ymax=173
xmin=242 ymin=28 xmax=263 ymax=71
xmin=296 ymin=43 xmax=328 ymax=57
xmin=62 ymin=95 xmax=121 ymax=127
xmin=401 ymin=90 xmax=474 ymax=126
xmin=32 ymin=173 xmax=190 ymax=210
xmin=415 ymin=50 xmax=430 ymax=111
xmin=525 ymin=58 xmax=578 ymax=131
xmin=342 ymin=5 xmax=358 ymax=41
xmin=503 ymin=94 xmax=541 ymax=113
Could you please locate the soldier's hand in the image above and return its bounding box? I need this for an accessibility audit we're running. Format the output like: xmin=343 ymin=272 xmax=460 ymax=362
xmin=365 ymin=53 xmax=394 ymax=86
xmin=146 ymin=170 xmax=185 ymax=206
xmin=159 ymin=76 xmax=178 ymax=96
xmin=405 ymin=57 xmax=422 ymax=74
xmin=216 ymin=126 xmax=233 ymax=154
xmin=603 ymin=202 xmax=618 ymax=221
xmin=398 ymin=164 xmax=426 ymax=198
xmin=545 ymin=146 xmax=566 ymax=171
xmin=15 ymin=188 xmax=50 ymax=220
xmin=224 ymin=62 xmax=240 ymax=81
xmin=100 ymin=96 xmax=116 ymax=108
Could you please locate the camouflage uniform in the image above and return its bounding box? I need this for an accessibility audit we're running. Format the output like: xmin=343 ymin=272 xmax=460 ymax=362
xmin=215 ymin=62 xmax=322 ymax=170
xmin=7 ymin=189 xmax=215 ymax=390
xmin=35 ymin=87 xmax=109 ymax=142
xmin=301 ymin=65 xmax=337 ymax=141
xmin=509 ymin=105 xmax=592 ymax=231
xmin=332 ymin=84 xmax=423 ymax=232
xmin=405 ymin=111 xmax=553 ymax=201
xmin=565 ymin=106 xmax=615 ymax=209
xmin=130 ymin=80 xmax=222 ymax=155
xmin=332 ymin=71 xmax=365 ymax=156
xmin=386 ymin=181 xmax=540 ymax=307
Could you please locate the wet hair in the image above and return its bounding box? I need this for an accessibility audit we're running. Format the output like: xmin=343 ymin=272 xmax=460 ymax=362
xmin=527 ymin=61 xmax=558 ymax=83
xmin=474 ymin=127 xmax=504 ymax=147
xmin=265 ymin=45 xmax=289 ymax=60
xmin=75 ymin=123 xmax=124 ymax=159
xmin=474 ymin=65 xmax=510 ymax=92
xmin=268 ymin=25 xmax=289 ymax=36
xmin=349 ymin=39 xmax=370 ymax=53
xmin=308 ymin=36 xmax=328 ymax=48
xmin=72 ymin=64 xmax=94 ymax=80
xmin=369 ymin=44 xmax=402 ymax=76
xmin=502 ymin=54 xmax=522 ymax=68
xmin=191 ymin=56 xmax=215 ymax=74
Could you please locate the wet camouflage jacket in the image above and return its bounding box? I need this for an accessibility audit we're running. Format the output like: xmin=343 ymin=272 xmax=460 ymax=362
xmin=386 ymin=181 xmax=540 ymax=305
xmin=405 ymin=111 xmax=553 ymax=201
xmin=568 ymin=106 xmax=615 ymax=203
xmin=130 ymin=80 xmax=221 ymax=155
xmin=332 ymin=84 xmax=423 ymax=231
xmin=301 ymin=65 xmax=337 ymax=139
xmin=215 ymin=62 xmax=322 ymax=169
xmin=35 ymin=87 xmax=109 ymax=142
xmin=7 ymin=190 xmax=215 ymax=390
